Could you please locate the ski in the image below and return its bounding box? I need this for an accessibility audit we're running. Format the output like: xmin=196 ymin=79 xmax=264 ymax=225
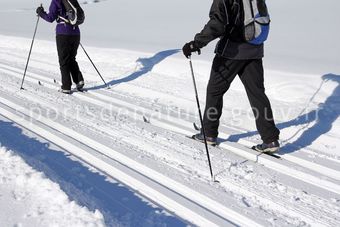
xmin=193 ymin=122 xmax=200 ymax=131
xmin=72 ymin=88 xmax=87 ymax=93
xmin=251 ymin=147 xmax=282 ymax=159
xmin=185 ymin=135 xmax=218 ymax=147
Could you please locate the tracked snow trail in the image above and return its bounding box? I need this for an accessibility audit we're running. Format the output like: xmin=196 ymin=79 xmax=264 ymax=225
xmin=0 ymin=68 xmax=337 ymax=227
xmin=1 ymin=36 xmax=340 ymax=226
xmin=1 ymin=62 xmax=340 ymax=194
xmin=0 ymin=103 xmax=240 ymax=226
xmin=1 ymin=63 xmax=340 ymax=226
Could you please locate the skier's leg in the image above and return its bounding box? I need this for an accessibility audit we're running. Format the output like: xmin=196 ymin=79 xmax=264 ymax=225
xmin=56 ymin=35 xmax=72 ymax=90
xmin=202 ymin=56 xmax=243 ymax=138
xmin=69 ymin=35 xmax=84 ymax=84
xmin=239 ymin=59 xmax=280 ymax=143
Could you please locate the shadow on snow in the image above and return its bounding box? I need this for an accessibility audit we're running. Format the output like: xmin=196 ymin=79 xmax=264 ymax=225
xmin=226 ymin=74 xmax=340 ymax=154
xmin=87 ymin=49 xmax=180 ymax=91
xmin=0 ymin=119 xmax=186 ymax=227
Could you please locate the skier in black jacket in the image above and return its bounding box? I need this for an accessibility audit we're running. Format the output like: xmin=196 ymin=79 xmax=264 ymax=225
xmin=182 ymin=0 xmax=280 ymax=152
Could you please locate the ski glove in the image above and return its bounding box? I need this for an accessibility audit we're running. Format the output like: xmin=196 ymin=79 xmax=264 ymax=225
xmin=36 ymin=6 xmax=44 ymax=16
xmin=182 ymin=41 xmax=201 ymax=58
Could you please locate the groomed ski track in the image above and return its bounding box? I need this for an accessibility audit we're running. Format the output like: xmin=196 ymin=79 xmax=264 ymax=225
xmin=0 ymin=99 xmax=246 ymax=227
xmin=1 ymin=41 xmax=340 ymax=226
xmin=1 ymin=62 xmax=340 ymax=194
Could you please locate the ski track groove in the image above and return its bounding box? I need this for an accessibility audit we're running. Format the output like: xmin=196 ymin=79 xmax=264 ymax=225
xmin=0 ymin=66 xmax=340 ymax=226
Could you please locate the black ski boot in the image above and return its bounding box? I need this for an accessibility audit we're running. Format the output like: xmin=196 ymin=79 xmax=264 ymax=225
xmin=252 ymin=141 xmax=280 ymax=153
xmin=192 ymin=133 xmax=217 ymax=146
xmin=76 ymin=81 xmax=84 ymax=91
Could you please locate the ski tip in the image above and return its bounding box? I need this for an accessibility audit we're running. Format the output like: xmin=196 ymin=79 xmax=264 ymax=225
xmin=193 ymin=122 xmax=200 ymax=131
xmin=212 ymin=176 xmax=220 ymax=183
xmin=143 ymin=116 xmax=150 ymax=123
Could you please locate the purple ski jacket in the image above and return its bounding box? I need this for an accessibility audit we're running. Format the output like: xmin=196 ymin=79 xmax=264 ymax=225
xmin=40 ymin=0 xmax=80 ymax=36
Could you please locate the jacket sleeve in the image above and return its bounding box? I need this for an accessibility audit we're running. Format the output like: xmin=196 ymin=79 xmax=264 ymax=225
xmin=40 ymin=1 xmax=59 ymax=23
xmin=194 ymin=0 xmax=229 ymax=48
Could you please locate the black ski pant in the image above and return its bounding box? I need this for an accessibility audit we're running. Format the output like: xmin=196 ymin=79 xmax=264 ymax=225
xmin=202 ymin=56 xmax=280 ymax=144
xmin=56 ymin=35 xmax=84 ymax=90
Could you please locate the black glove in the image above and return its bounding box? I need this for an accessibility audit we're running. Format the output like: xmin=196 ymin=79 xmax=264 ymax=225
xmin=36 ymin=6 xmax=44 ymax=16
xmin=182 ymin=41 xmax=201 ymax=58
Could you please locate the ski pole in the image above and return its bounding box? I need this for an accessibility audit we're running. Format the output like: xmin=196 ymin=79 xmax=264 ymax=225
xmin=188 ymin=56 xmax=215 ymax=181
xmin=21 ymin=12 xmax=40 ymax=90
xmin=80 ymin=43 xmax=108 ymax=88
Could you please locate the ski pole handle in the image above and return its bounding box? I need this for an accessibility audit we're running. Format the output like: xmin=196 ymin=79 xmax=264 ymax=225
xmin=36 ymin=3 xmax=43 ymax=16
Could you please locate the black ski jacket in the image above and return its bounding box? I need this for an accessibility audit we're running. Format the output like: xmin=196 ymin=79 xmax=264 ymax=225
xmin=194 ymin=0 xmax=264 ymax=59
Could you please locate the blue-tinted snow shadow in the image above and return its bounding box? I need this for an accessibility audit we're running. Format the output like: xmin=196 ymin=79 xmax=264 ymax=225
xmin=225 ymin=74 xmax=340 ymax=154
xmin=86 ymin=49 xmax=180 ymax=91
xmin=0 ymin=120 xmax=187 ymax=227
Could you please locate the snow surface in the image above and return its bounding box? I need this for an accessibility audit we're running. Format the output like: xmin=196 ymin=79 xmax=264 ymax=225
xmin=0 ymin=0 xmax=339 ymax=74
xmin=1 ymin=34 xmax=340 ymax=226
xmin=0 ymin=114 xmax=187 ymax=227
xmin=0 ymin=146 xmax=105 ymax=227
xmin=0 ymin=0 xmax=340 ymax=226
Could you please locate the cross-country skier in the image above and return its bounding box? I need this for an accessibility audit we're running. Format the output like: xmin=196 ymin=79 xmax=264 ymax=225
xmin=36 ymin=0 xmax=84 ymax=94
xmin=182 ymin=0 xmax=280 ymax=153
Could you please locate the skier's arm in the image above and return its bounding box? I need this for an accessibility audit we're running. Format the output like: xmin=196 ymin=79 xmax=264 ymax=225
xmin=194 ymin=0 xmax=228 ymax=48
xmin=39 ymin=2 xmax=59 ymax=23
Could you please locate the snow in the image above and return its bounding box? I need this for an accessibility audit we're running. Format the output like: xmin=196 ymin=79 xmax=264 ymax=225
xmin=1 ymin=0 xmax=339 ymax=74
xmin=1 ymin=34 xmax=340 ymax=226
xmin=0 ymin=0 xmax=340 ymax=226
xmin=0 ymin=146 xmax=105 ymax=227
xmin=0 ymin=115 xmax=187 ymax=226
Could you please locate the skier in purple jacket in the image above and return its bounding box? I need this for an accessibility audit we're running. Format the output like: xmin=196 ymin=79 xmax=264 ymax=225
xmin=36 ymin=0 xmax=84 ymax=94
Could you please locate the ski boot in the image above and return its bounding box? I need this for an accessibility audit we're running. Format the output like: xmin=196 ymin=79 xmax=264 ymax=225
xmin=252 ymin=141 xmax=280 ymax=153
xmin=192 ymin=133 xmax=217 ymax=146
xmin=76 ymin=81 xmax=85 ymax=91
xmin=58 ymin=88 xmax=72 ymax=94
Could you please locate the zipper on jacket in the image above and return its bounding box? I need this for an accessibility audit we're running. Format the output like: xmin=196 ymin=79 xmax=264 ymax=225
xmin=221 ymin=0 xmax=240 ymax=56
